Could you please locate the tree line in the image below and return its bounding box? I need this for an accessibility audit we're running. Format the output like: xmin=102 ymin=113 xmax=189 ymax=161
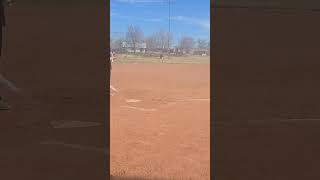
xmin=111 ymin=25 xmax=210 ymax=54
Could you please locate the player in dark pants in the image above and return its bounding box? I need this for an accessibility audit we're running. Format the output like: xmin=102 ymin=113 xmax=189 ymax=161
xmin=0 ymin=0 xmax=13 ymax=110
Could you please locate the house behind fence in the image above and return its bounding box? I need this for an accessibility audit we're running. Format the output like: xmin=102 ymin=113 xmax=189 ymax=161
xmin=121 ymin=41 xmax=147 ymax=53
xmin=112 ymin=40 xmax=210 ymax=56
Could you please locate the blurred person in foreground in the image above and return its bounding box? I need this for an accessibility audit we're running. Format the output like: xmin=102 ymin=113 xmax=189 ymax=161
xmin=0 ymin=0 xmax=20 ymax=110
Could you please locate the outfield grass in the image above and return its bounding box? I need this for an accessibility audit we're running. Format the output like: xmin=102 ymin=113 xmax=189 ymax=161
xmin=114 ymin=54 xmax=210 ymax=64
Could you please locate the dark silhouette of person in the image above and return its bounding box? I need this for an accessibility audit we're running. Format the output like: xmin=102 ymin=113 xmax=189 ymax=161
xmin=0 ymin=0 xmax=14 ymax=110
xmin=0 ymin=0 xmax=11 ymax=55
xmin=0 ymin=0 xmax=6 ymax=56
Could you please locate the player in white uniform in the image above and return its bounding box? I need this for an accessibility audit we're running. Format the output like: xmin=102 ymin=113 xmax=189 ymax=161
xmin=110 ymin=51 xmax=117 ymax=95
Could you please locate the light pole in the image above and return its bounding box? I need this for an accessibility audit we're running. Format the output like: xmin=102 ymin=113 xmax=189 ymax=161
xmin=168 ymin=0 xmax=171 ymax=61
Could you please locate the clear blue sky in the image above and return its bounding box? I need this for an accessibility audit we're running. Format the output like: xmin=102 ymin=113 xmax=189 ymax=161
xmin=110 ymin=0 xmax=210 ymax=46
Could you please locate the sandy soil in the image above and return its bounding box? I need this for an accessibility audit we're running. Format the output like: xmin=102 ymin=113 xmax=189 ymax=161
xmin=214 ymin=7 xmax=320 ymax=180
xmin=110 ymin=64 xmax=210 ymax=180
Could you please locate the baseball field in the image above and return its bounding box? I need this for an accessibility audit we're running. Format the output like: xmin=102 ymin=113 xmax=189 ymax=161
xmin=110 ymin=55 xmax=210 ymax=180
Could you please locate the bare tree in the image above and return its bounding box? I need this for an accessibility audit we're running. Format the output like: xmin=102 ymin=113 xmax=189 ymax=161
xmin=197 ymin=39 xmax=208 ymax=49
xmin=146 ymin=30 xmax=173 ymax=52
xmin=165 ymin=32 xmax=173 ymax=51
xmin=110 ymin=37 xmax=114 ymax=49
xmin=158 ymin=30 xmax=166 ymax=50
xmin=111 ymin=38 xmax=124 ymax=50
xmin=157 ymin=30 xmax=173 ymax=51
xmin=126 ymin=25 xmax=144 ymax=53
xmin=179 ymin=36 xmax=195 ymax=53
xmin=146 ymin=36 xmax=157 ymax=51
xmin=207 ymin=40 xmax=210 ymax=55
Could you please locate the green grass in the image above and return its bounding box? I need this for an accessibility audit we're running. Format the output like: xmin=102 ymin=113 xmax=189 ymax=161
xmin=114 ymin=54 xmax=210 ymax=64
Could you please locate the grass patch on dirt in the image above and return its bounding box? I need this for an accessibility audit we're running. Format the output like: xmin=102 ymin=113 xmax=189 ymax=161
xmin=115 ymin=54 xmax=210 ymax=64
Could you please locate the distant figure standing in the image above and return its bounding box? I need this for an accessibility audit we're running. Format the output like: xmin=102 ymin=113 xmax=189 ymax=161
xmin=0 ymin=0 xmax=11 ymax=55
xmin=110 ymin=51 xmax=116 ymax=78
xmin=0 ymin=0 xmax=12 ymax=53
xmin=160 ymin=54 xmax=164 ymax=63
xmin=109 ymin=50 xmax=117 ymax=95
xmin=0 ymin=0 xmax=15 ymax=110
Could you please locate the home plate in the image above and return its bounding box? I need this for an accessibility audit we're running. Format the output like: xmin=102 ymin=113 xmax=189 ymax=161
xmin=125 ymin=99 xmax=142 ymax=103
xmin=50 ymin=120 xmax=101 ymax=128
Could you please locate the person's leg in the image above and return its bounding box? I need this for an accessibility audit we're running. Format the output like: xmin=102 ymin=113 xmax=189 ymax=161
xmin=0 ymin=24 xmax=6 ymax=110
xmin=0 ymin=96 xmax=10 ymax=110
xmin=110 ymin=61 xmax=114 ymax=95
xmin=0 ymin=25 xmax=2 ymax=57
xmin=0 ymin=69 xmax=21 ymax=93
xmin=0 ymin=7 xmax=12 ymax=110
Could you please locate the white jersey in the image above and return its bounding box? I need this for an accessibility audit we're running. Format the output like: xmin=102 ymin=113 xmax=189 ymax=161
xmin=110 ymin=52 xmax=115 ymax=63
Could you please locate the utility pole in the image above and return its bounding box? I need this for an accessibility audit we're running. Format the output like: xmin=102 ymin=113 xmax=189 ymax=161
xmin=168 ymin=0 xmax=171 ymax=61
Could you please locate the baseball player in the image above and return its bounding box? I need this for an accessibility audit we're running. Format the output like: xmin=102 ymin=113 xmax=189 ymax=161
xmin=109 ymin=50 xmax=117 ymax=95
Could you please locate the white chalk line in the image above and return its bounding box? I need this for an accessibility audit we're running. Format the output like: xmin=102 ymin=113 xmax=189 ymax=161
xmin=121 ymin=105 xmax=157 ymax=112
xmin=122 ymin=98 xmax=210 ymax=104
xmin=40 ymin=141 xmax=107 ymax=154
xmin=110 ymin=84 xmax=209 ymax=103
xmin=119 ymin=98 xmax=209 ymax=112
xmin=125 ymin=99 xmax=142 ymax=103
xmin=109 ymin=85 xmax=209 ymax=112
xmin=158 ymin=98 xmax=210 ymax=108
xmin=110 ymin=85 xmax=118 ymax=92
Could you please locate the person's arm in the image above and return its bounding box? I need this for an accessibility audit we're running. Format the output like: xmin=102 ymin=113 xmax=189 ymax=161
xmin=7 ymin=0 xmax=12 ymax=6
xmin=0 ymin=73 xmax=22 ymax=95
xmin=1 ymin=0 xmax=12 ymax=7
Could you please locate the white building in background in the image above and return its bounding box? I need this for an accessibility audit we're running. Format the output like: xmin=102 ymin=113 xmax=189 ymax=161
xmin=121 ymin=41 xmax=147 ymax=53
xmin=192 ymin=48 xmax=209 ymax=56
